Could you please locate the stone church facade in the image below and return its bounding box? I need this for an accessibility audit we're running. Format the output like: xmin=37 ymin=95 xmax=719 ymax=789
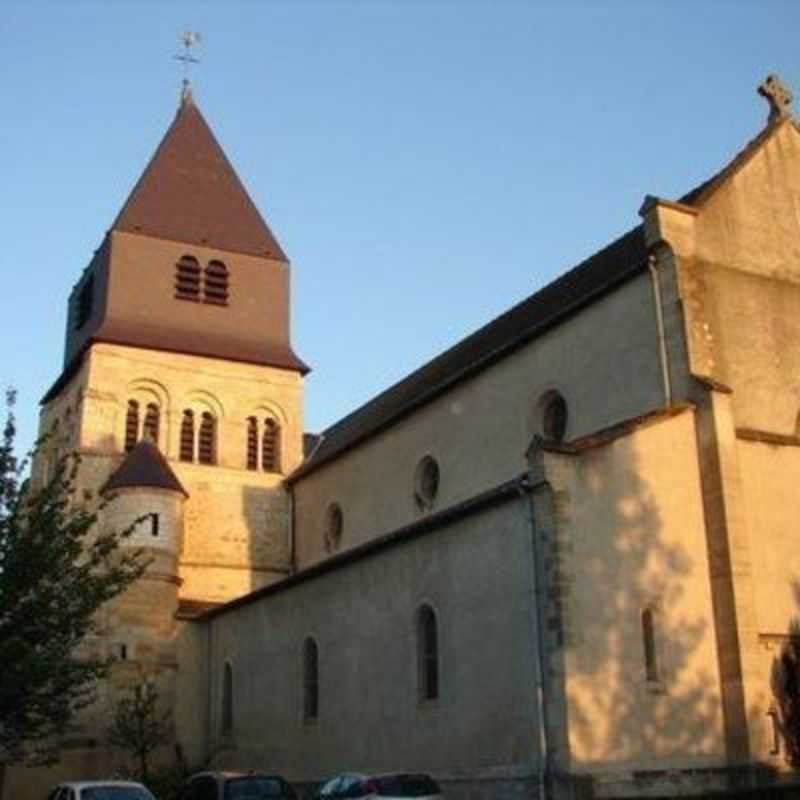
xmin=11 ymin=76 xmax=800 ymax=798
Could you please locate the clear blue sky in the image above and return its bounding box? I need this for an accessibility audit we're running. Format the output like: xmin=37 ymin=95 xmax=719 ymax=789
xmin=1 ymin=0 xmax=797 ymax=456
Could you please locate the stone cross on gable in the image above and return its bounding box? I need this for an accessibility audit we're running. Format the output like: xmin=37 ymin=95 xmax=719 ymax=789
xmin=758 ymin=74 xmax=794 ymax=123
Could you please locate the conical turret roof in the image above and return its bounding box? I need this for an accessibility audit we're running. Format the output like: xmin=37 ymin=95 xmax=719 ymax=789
xmin=104 ymin=440 xmax=188 ymax=497
xmin=112 ymin=95 xmax=287 ymax=260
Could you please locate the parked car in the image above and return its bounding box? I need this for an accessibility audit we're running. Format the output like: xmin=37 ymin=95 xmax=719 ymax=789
xmin=46 ymin=782 xmax=156 ymax=800
xmin=315 ymin=773 xmax=442 ymax=800
xmin=179 ymin=771 xmax=297 ymax=800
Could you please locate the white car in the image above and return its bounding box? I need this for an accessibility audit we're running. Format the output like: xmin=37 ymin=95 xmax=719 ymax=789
xmin=46 ymin=781 xmax=156 ymax=800
xmin=316 ymin=773 xmax=442 ymax=800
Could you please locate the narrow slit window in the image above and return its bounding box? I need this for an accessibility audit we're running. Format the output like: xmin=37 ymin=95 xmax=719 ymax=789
xmin=221 ymin=662 xmax=233 ymax=736
xmin=642 ymin=608 xmax=659 ymax=683
xmin=175 ymin=255 xmax=201 ymax=301
xmin=204 ymin=260 xmax=229 ymax=305
xmin=303 ymin=638 xmax=319 ymax=721
xmin=150 ymin=513 xmax=159 ymax=538
xmin=246 ymin=417 xmax=258 ymax=470
xmin=143 ymin=403 xmax=159 ymax=446
xmin=180 ymin=410 xmax=195 ymax=462
xmin=198 ymin=412 xmax=216 ymax=465
xmin=124 ymin=400 xmax=139 ymax=453
xmin=417 ymin=605 xmax=439 ymax=701
xmin=262 ymin=418 xmax=281 ymax=473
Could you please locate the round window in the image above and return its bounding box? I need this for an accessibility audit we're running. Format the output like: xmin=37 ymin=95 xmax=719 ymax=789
xmin=414 ymin=456 xmax=440 ymax=511
xmin=541 ymin=391 xmax=568 ymax=442
xmin=324 ymin=503 xmax=343 ymax=552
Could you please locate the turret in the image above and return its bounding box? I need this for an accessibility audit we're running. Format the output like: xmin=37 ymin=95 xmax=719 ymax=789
xmin=102 ymin=440 xmax=188 ymax=673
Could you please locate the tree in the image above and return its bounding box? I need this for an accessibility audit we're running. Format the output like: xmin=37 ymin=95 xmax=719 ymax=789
xmin=0 ymin=392 xmax=149 ymax=782
xmin=107 ymin=675 xmax=171 ymax=785
xmin=772 ymin=620 xmax=800 ymax=765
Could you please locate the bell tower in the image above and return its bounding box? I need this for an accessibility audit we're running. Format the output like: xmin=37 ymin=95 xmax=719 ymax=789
xmin=39 ymin=92 xmax=309 ymax=607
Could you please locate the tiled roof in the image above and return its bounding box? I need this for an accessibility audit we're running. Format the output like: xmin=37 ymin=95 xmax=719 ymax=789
xmin=104 ymin=440 xmax=188 ymax=497
xmin=112 ymin=97 xmax=287 ymax=261
xmin=289 ymin=224 xmax=648 ymax=482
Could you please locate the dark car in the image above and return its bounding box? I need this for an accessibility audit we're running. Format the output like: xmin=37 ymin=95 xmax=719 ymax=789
xmin=180 ymin=771 xmax=297 ymax=800
xmin=316 ymin=773 xmax=442 ymax=800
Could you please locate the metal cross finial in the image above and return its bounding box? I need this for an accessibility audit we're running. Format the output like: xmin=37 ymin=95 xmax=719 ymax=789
xmin=174 ymin=30 xmax=202 ymax=104
xmin=758 ymin=74 xmax=793 ymax=123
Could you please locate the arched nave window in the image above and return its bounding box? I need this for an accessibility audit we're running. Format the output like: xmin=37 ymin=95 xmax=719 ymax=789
xmin=417 ymin=604 xmax=439 ymax=702
xmin=303 ymin=637 xmax=319 ymax=722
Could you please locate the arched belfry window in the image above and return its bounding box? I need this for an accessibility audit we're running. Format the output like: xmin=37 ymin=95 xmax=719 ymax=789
xmin=198 ymin=412 xmax=217 ymax=465
xmin=143 ymin=403 xmax=160 ymax=446
xmin=262 ymin=418 xmax=281 ymax=473
xmin=204 ymin=260 xmax=229 ymax=305
xmin=221 ymin=661 xmax=233 ymax=736
xmin=417 ymin=604 xmax=439 ymax=702
xmin=246 ymin=417 xmax=258 ymax=471
xmin=642 ymin=607 xmax=660 ymax=683
xmin=303 ymin=637 xmax=319 ymax=722
xmin=125 ymin=400 xmax=139 ymax=453
xmin=175 ymin=255 xmax=201 ymax=301
xmin=180 ymin=410 xmax=195 ymax=462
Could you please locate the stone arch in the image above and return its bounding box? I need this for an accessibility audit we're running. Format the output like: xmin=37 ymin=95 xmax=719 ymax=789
xmin=124 ymin=379 xmax=171 ymax=451
xmin=250 ymin=399 xmax=288 ymax=426
xmin=182 ymin=389 xmax=225 ymax=421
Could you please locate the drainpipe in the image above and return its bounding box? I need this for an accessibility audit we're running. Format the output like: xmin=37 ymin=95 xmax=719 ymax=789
xmin=648 ymin=252 xmax=672 ymax=407
xmin=288 ymin=484 xmax=296 ymax=574
xmin=517 ymin=474 xmax=552 ymax=800
xmin=206 ymin=620 xmax=214 ymax=764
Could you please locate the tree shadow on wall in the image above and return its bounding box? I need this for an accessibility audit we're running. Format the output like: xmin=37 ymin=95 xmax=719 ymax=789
xmin=769 ymin=585 xmax=800 ymax=770
xmin=532 ymin=415 xmax=724 ymax=794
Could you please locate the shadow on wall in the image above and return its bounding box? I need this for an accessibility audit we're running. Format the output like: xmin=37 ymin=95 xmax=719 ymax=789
xmin=242 ymin=483 xmax=291 ymax=590
xmin=547 ymin=429 xmax=722 ymax=775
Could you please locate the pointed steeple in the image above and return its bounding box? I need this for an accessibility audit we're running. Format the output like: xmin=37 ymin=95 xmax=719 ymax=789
xmin=113 ymin=97 xmax=287 ymax=261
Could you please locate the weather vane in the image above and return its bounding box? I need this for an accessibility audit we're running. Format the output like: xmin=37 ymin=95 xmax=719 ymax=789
xmin=174 ymin=30 xmax=202 ymax=102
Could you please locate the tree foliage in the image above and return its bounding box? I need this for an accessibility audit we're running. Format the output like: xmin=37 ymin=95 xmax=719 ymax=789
xmin=772 ymin=620 xmax=800 ymax=766
xmin=107 ymin=676 xmax=171 ymax=784
xmin=0 ymin=392 xmax=148 ymax=766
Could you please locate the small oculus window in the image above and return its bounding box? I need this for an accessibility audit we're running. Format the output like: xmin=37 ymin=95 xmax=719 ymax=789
xmin=324 ymin=503 xmax=343 ymax=553
xmin=414 ymin=455 xmax=440 ymax=512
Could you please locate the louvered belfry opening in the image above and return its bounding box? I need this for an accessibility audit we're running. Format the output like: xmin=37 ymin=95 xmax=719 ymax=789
xmin=143 ymin=403 xmax=160 ymax=446
xmin=262 ymin=418 xmax=281 ymax=473
xmin=198 ymin=412 xmax=216 ymax=465
xmin=180 ymin=410 xmax=195 ymax=462
xmin=246 ymin=417 xmax=258 ymax=470
xmin=204 ymin=260 xmax=229 ymax=305
xmin=124 ymin=400 xmax=139 ymax=452
xmin=175 ymin=255 xmax=201 ymax=301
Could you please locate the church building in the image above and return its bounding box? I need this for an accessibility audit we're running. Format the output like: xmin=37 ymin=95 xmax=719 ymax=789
xmin=14 ymin=74 xmax=800 ymax=799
